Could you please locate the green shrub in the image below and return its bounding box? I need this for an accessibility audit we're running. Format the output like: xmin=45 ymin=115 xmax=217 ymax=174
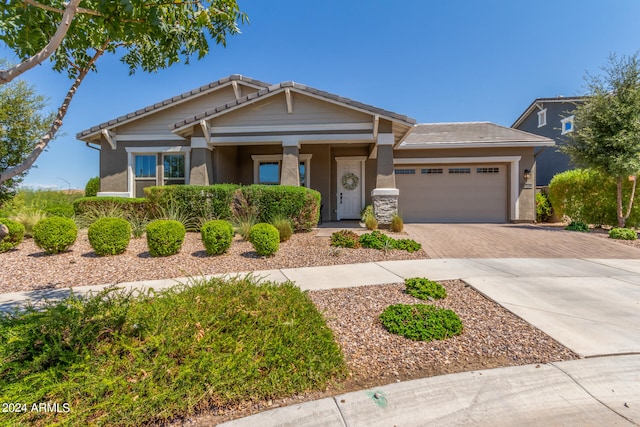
xmin=43 ymin=205 xmax=74 ymax=218
xmin=10 ymin=208 xmax=47 ymax=237
xmin=73 ymin=197 xmax=150 ymax=220
xmin=0 ymin=218 xmax=25 ymax=253
xmin=390 ymin=214 xmax=404 ymax=232
xmin=88 ymin=217 xmax=132 ymax=256
xmin=360 ymin=205 xmax=374 ymax=222
xmin=201 ymin=220 xmax=234 ymax=255
xmin=84 ymin=176 xmax=100 ymax=197
xmin=549 ymin=169 xmax=640 ymax=226
xmin=359 ymin=230 xmax=393 ymax=249
xmin=609 ymin=227 xmax=638 ymax=240
xmin=405 ymin=277 xmax=447 ymax=300
xmin=536 ymin=191 xmax=552 ymax=223
xmin=146 ymin=220 xmax=185 ymax=257
xmin=393 ymin=238 xmax=422 ymax=253
xmin=146 ymin=184 xmax=240 ymax=224
xmin=32 ymin=217 xmax=78 ymax=254
xmin=249 ymin=223 xmax=280 ymax=256
xmin=271 ymin=216 xmax=293 ymax=242
xmin=330 ymin=229 xmax=361 ymax=248
xmin=379 ymin=304 xmax=463 ymax=341
xmin=365 ymin=214 xmax=378 ymax=230
xmin=565 ymin=221 xmax=589 ymax=232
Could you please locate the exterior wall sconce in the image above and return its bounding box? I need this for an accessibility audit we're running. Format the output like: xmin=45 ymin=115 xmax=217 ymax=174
xmin=523 ymin=169 xmax=531 ymax=180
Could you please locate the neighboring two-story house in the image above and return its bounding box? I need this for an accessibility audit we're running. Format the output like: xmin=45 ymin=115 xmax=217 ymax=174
xmin=512 ymin=96 xmax=586 ymax=187
xmin=77 ymin=75 xmax=553 ymax=223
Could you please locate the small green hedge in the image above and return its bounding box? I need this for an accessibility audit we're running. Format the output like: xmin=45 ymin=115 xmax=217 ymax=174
xmin=249 ymin=223 xmax=280 ymax=256
xmin=565 ymin=221 xmax=589 ymax=232
xmin=379 ymin=304 xmax=463 ymax=341
xmin=331 ymin=230 xmax=361 ymax=248
xmin=33 ymin=217 xmax=78 ymax=254
xmin=88 ymin=217 xmax=132 ymax=256
xmin=359 ymin=231 xmax=422 ymax=253
xmin=84 ymin=177 xmax=100 ymax=197
xmin=201 ymin=220 xmax=234 ymax=255
xmin=405 ymin=277 xmax=447 ymax=300
xmin=146 ymin=220 xmax=185 ymax=257
xmin=0 ymin=218 xmax=25 ymax=253
xmin=609 ymin=227 xmax=638 ymax=240
xmin=73 ymin=196 xmax=151 ymax=219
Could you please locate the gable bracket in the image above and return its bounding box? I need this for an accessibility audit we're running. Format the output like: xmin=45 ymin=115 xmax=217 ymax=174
xmin=101 ymin=129 xmax=116 ymax=150
xmin=232 ymin=80 xmax=242 ymax=100
xmin=535 ymin=102 xmax=544 ymax=111
xmin=200 ymin=119 xmax=211 ymax=144
xmin=285 ymin=88 xmax=293 ymax=114
xmin=373 ymin=114 xmax=380 ymax=139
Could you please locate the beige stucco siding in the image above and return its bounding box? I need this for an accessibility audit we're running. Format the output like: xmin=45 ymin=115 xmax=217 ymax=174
xmin=212 ymin=92 xmax=373 ymax=128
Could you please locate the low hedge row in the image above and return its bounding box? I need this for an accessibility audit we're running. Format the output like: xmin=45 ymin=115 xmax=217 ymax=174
xmin=73 ymin=196 xmax=151 ymax=219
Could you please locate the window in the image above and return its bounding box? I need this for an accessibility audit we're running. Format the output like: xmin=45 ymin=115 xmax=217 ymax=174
xmin=421 ymin=168 xmax=443 ymax=174
xmin=299 ymin=162 xmax=306 ymax=187
xmin=477 ymin=167 xmax=500 ymax=174
xmin=135 ymin=155 xmax=156 ymax=178
xmin=394 ymin=169 xmax=416 ymax=175
xmin=163 ymin=154 xmax=185 ymax=184
xmin=537 ymin=109 xmax=547 ymax=127
xmin=448 ymin=168 xmax=471 ymax=174
xmin=561 ymin=115 xmax=575 ymax=135
xmin=259 ymin=162 xmax=280 ymax=185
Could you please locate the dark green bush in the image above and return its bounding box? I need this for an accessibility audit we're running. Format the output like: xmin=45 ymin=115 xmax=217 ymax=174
xmin=271 ymin=216 xmax=293 ymax=242
xmin=146 ymin=220 xmax=185 ymax=257
xmin=84 ymin=176 xmax=100 ymax=197
xmin=32 ymin=217 xmax=78 ymax=254
xmin=536 ymin=191 xmax=552 ymax=223
xmin=359 ymin=230 xmax=393 ymax=249
xmin=609 ymin=227 xmax=637 ymax=240
xmin=73 ymin=196 xmax=151 ymax=219
xmin=549 ymin=169 xmax=640 ymax=226
xmin=405 ymin=277 xmax=447 ymax=300
xmin=201 ymin=219 xmax=234 ymax=255
xmin=379 ymin=304 xmax=463 ymax=341
xmin=0 ymin=218 xmax=25 ymax=253
xmin=565 ymin=221 xmax=589 ymax=232
xmin=43 ymin=205 xmax=74 ymax=218
xmin=393 ymin=238 xmax=422 ymax=253
xmin=330 ymin=230 xmax=361 ymax=248
xmin=88 ymin=217 xmax=132 ymax=256
xmin=249 ymin=223 xmax=280 ymax=256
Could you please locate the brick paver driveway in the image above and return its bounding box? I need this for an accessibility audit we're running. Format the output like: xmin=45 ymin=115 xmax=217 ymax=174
xmin=404 ymin=223 xmax=640 ymax=258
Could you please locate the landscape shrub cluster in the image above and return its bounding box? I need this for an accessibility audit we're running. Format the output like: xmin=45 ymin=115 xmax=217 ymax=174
xmin=609 ymin=227 xmax=638 ymax=240
xmin=331 ymin=230 xmax=421 ymax=253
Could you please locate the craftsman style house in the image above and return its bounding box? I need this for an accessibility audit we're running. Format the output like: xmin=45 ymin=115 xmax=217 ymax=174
xmin=77 ymin=75 xmax=553 ymax=223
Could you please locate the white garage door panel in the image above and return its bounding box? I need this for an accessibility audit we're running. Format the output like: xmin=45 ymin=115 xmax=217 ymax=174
xmin=396 ymin=165 xmax=507 ymax=223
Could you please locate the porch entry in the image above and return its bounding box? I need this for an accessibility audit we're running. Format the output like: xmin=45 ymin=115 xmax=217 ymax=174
xmin=336 ymin=157 xmax=365 ymax=220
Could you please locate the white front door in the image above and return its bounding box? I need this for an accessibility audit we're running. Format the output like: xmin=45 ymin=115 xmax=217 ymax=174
xmin=336 ymin=159 xmax=364 ymax=220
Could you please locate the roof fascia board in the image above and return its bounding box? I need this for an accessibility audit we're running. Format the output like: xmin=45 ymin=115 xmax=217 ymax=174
xmin=398 ymin=141 xmax=555 ymax=149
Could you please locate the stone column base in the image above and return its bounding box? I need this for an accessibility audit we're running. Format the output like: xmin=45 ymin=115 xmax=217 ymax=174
xmin=371 ymin=188 xmax=399 ymax=225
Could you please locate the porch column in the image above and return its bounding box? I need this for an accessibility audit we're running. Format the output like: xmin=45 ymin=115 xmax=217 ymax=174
xmin=190 ymin=137 xmax=213 ymax=185
xmin=280 ymin=137 xmax=300 ymax=186
xmin=372 ymin=132 xmax=399 ymax=225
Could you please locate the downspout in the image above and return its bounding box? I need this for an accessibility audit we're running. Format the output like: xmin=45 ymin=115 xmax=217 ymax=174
xmin=85 ymin=142 xmax=101 ymax=151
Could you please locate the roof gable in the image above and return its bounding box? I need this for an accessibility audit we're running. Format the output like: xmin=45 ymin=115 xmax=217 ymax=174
xmin=511 ymin=96 xmax=586 ymax=128
xmin=76 ymin=75 xmax=270 ymax=141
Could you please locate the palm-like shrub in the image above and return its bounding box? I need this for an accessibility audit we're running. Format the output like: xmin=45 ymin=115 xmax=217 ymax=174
xmin=88 ymin=217 xmax=132 ymax=256
xmin=201 ymin=220 xmax=234 ymax=255
xmin=33 ymin=217 xmax=78 ymax=254
xmin=146 ymin=220 xmax=185 ymax=257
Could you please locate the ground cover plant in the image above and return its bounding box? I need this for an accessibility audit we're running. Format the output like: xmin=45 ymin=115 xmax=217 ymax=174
xmin=405 ymin=277 xmax=447 ymax=300
xmin=359 ymin=230 xmax=422 ymax=253
xmin=0 ymin=276 xmax=346 ymax=426
xmin=609 ymin=227 xmax=638 ymax=240
xmin=565 ymin=221 xmax=589 ymax=232
xmin=379 ymin=304 xmax=463 ymax=341
xmin=32 ymin=216 xmax=77 ymax=254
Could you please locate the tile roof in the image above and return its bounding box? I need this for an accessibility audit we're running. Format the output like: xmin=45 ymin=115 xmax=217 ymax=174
xmin=511 ymin=96 xmax=587 ymax=128
xmin=171 ymin=81 xmax=416 ymax=131
xmin=400 ymin=122 xmax=554 ymax=148
xmin=76 ymin=75 xmax=271 ymax=140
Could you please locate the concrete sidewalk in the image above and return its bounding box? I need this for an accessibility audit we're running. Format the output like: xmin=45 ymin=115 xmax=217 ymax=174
xmin=2 ymin=258 xmax=640 ymax=425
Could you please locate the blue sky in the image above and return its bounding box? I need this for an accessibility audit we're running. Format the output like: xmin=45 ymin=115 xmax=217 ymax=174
xmin=4 ymin=0 xmax=640 ymax=190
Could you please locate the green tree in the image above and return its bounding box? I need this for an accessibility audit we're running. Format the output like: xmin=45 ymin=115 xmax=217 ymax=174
xmin=0 ymin=76 xmax=53 ymax=203
xmin=0 ymin=0 xmax=246 ymax=185
xmin=563 ymin=53 xmax=640 ymax=227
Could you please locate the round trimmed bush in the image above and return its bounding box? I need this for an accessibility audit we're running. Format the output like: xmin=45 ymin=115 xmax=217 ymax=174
xmin=85 ymin=176 xmax=100 ymax=197
xmin=201 ymin=219 xmax=234 ymax=255
xmin=609 ymin=227 xmax=637 ymax=240
xmin=33 ymin=217 xmax=78 ymax=254
xmin=405 ymin=277 xmax=447 ymax=300
xmin=0 ymin=218 xmax=25 ymax=253
xmin=249 ymin=223 xmax=280 ymax=256
xmin=379 ymin=304 xmax=463 ymax=341
xmin=88 ymin=217 xmax=132 ymax=256
xmin=146 ymin=219 xmax=185 ymax=257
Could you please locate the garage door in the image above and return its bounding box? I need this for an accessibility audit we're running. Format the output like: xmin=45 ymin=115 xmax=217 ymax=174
xmin=395 ymin=164 xmax=507 ymax=222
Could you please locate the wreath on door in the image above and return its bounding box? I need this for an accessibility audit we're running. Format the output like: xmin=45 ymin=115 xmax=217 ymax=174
xmin=341 ymin=173 xmax=359 ymax=190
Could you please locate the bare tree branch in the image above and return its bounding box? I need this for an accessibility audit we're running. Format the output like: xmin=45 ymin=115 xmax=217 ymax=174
xmin=0 ymin=45 xmax=107 ymax=184
xmin=0 ymin=0 xmax=82 ymax=84
xmin=22 ymin=0 xmax=101 ymax=17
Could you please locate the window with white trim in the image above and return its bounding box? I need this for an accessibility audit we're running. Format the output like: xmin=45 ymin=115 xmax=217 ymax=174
xmin=561 ymin=115 xmax=574 ymax=135
xmin=537 ymin=109 xmax=547 ymax=127
xmin=163 ymin=154 xmax=186 ymax=185
xmin=258 ymin=161 xmax=280 ymax=185
xmin=135 ymin=155 xmax=156 ymax=179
